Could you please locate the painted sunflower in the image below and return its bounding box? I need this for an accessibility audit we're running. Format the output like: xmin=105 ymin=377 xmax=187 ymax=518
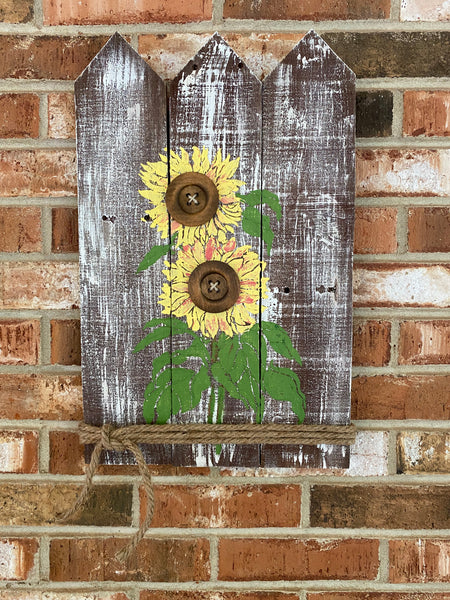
xmin=159 ymin=238 xmax=268 ymax=338
xmin=139 ymin=146 xmax=245 ymax=245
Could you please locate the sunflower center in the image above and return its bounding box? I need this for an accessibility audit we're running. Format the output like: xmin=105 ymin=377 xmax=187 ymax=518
xmin=165 ymin=172 xmax=219 ymax=226
xmin=188 ymin=260 xmax=240 ymax=313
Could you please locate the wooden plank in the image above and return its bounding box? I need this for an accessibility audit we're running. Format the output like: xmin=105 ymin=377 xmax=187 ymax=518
xmin=261 ymin=30 xmax=355 ymax=468
xmin=168 ymin=34 xmax=263 ymax=467
xmin=76 ymin=33 xmax=170 ymax=464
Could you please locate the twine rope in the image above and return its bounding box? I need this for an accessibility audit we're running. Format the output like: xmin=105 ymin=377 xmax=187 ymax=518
xmin=61 ymin=421 xmax=356 ymax=563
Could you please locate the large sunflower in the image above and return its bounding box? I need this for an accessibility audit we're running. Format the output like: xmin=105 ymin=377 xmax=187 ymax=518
xmin=159 ymin=238 xmax=268 ymax=338
xmin=139 ymin=147 xmax=245 ymax=245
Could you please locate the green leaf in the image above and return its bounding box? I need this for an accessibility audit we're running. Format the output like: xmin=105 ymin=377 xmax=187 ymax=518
xmin=241 ymin=324 xmax=259 ymax=349
xmin=143 ymin=375 xmax=172 ymax=424
xmin=241 ymin=206 xmax=275 ymax=256
xmin=171 ymin=367 xmax=196 ymax=414
xmin=262 ymin=213 xmax=274 ymax=256
xmin=191 ymin=365 xmax=211 ymax=408
xmin=217 ymin=337 xmax=239 ymax=372
xmin=261 ymin=322 xmax=302 ymax=365
xmin=211 ymin=362 xmax=241 ymax=401
xmin=236 ymin=369 xmax=259 ymax=413
xmin=237 ymin=189 xmax=282 ymax=221
xmin=137 ymin=242 xmax=172 ymax=273
xmin=263 ymin=363 xmax=306 ymax=423
xmin=242 ymin=342 xmax=259 ymax=376
xmin=133 ymin=326 xmax=171 ymax=353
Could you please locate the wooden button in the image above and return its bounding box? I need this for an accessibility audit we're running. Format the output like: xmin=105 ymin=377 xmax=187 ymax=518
xmin=188 ymin=260 xmax=240 ymax=313
xmin=165 ymin=172 xmax=219 ymax=226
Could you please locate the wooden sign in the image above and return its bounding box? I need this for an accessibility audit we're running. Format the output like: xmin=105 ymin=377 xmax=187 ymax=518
xmin=76 ymin=31 xmax=355 ymax=468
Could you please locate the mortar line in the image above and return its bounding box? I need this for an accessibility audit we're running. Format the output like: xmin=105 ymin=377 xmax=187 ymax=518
xmin=209 ymin=536 xmax=219 ymax=581
xmin=0 ymin=252 xmax=79 ymax=261
xmin=378 ymin=538 xmax=391 ymax=582
xmin=38 ymin=535 xmax=50 ymax=583
xmin=387 ymin=429 xmax=399 ymax=476
xmin=391 ymin=89 xmax=404 ymax=137
xmin=300 ymin=481 xmax=311 ymax=529
xmin=34 ymin=0 xmax=44 ymax=29
xmin=40 ymin=205 xmax=53 ymax=256
xmin=390 ymin=0 xmax=402 ymax=21
xmin=212 ymin=0 xmax=225 ymax=25
xmin=38 ymin=423 xmax=50 ymax=474
xmin=395 ymin=204 xmax=409 ymax=254
xmin=389 ymin=319 xmax=400 ymax=368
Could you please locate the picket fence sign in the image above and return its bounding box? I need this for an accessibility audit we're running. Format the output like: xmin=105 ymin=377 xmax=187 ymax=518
xmin=76 ymin=31 xmax=355 ymax=468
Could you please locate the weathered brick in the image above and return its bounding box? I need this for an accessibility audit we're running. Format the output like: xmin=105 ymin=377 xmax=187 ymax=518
xmin=356 ymin=91 xmax=393 ymax=138
xmin=0 ymin=539 xmax=38 ymax=581
xmin=142 ymin=594 xmax=297 ymax=600
xmin=354 ymin=207 xmax=397 ymax=254
xmin=0 ymin=431 xmax=38 ymax=474
xmin=51 ymin=320 xmax=81 ymax=365
xmin=347 ymin=431 xmax=389 ymax=477
xmin=321 ymin=33 xmax=450 ymax=78
xmin=0 ymin=594 xmax=130 ymax=600
xmin=0 ymin=94 xmax=39 ymax=138
xmin=308 ymin=594 xmax=450 ymax=600
xmin=223 ymin=0 xmax=390 ymax=20
xmin=50 ymin=538 xmax=210 ymax=581
xmin=0 ymin=374 xmax=82 ymax=420
xmin=399 ymin=320 xmax=450 ymax=365
xmin=356 ymin=149 xmax=450 ymax=197
xmin=0 ymin=207 xmax=41 ymax=252
xmin=353 ymin=264 xmax=450 ymax=307
xmin=0 ymin=320 xmax=40 ymax=365
xmin=404 ymin=91 xmax=450 ymax=137
xmin=0 ymin=150 xmax=76 ymax=197
xmin=140 ymin=484 xmax=301 ymax=528
xmin=401 ymin=0 xmax=450 ymax=21
xmin=353 ymin=320 xmax=391 ymax=367
xmin=218 ymin=538 xmax=379 ymax=581
xmin=1 ymin=262 xmax=79 ymax=309
xmin=351 ymin=375 xmax=450 ymax=420
xmin=52 ymin=207 xmax=78 ymax=253
xmin=0 ymin=0 xmax=33 ymax=23
xmin=310 ymin=485 xmax=450 ymax=529
xmin=397 ymin=432 xmax=450 ymax=474
xmin=0 ymin=484 xmax=131 ymax=526
xmin=48 ymin=93 xmax=75 ymax=139
xmin=139 ymin=33 xmax=301 ymax=81
xmin=390 ymin=539 xmax=450 ymax=582
xmin=43 ymin=0 xmax=212 ymax=25
xmin=408 ymin=207 xmax=450 ymax=252
xmin=0 ymin=36 xmax=109 ymax=80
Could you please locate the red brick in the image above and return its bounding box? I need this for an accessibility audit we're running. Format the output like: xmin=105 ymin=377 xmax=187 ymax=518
xmin=401 ymin=0 xmax=450 ymax=21
xmin=399 ymin=320 xmax=450 ymax=365
xmin=404 ymin=91 xmax=450 ymax=136
xmin=353 ymin=264 xmax=450 ymax=307
xmin=139 ymin=33 xmax=302 ymax=81
xmin=408 ymin=207 xmax=450 ymax=252
xmin=223 ymin=0 xmax=390 ymax=20
xmin=0 ymin=538 xmax=38 ymax=581
xmin=0 ymin=94 xmax=39 ymax=138
xmin=52 ymin=207 xmax=78 ymax=253
xmin=311 ymin=485 xmax=450 ymax=529
xmin=353 ymin=320 xmax=391 ymax=366
xmin=356 ymin=149 xmax=450 ymax=197
xmin=1 ymin=262 xmax=79 ymax=309
xmin=0 ymin=150 xmax=76 ymax=197
xmin=0 ymin=431 xmax=38 ymax=474
xmin=142 ymin=594 xmax=297 ymax=600
xmin=43 ymin=0 xmax=212 ymax=25
xmin=218 ymin=538 xmax=379 ymax=581
xmin=0 ymin=36 xmax=109 ymax=80
xmin=397 ymin=432 xmax=450 ymax=474
xmin=48 ymin=93 xmax=75 ymax=139
xmin=390 ymin=539 xmax=450 ymax=582
xmin=0 ymin=374 xmax=82 ymax=420
xmin=0 ymin=320 xmax=40 ymax=365
xmin=140 ymin=484 xmax=301 ymax=528
xmin=0 ymin=483 xmax=131 ymax=526
xmin=50 ymin=538 xmax=210 ymax=581
xmin=51 ymin=320 xmax=81 ymax=365
xmin=351 ymin=375 xmax=450 ymax=420
xmin=0 ymin=207 xmax=41 ymax=252
xmin=354 ymin=207 xmax=397 ymax=254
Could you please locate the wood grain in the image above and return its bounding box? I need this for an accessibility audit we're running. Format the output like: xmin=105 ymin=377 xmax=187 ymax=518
xmin=76 ymin=33 xmax=170 ymax=464
xmin=261 ymin=31 xmax=355 ymax=468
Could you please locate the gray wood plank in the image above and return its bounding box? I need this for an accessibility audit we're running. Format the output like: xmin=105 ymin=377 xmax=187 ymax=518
xmin=76 ymin=33 xmax=170 ymax=464
xmin=168 ymin=33 xmax=263 ymax=467
xmin=261 ymin=30 xmax=355 ymax=468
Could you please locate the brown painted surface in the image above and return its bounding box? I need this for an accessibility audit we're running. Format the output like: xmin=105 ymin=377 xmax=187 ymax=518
xmin=0 ymin=538 xmax=38 ymax=581
xmin=404 ymin=91 xmax=450 ymax=136
xmin=398 ymin=432 xmax=450 ymax=474
xmin=0 ymin=483 xmax=132 ymax=527
xmin=52 ymin=207 xmax=79 ymax=253
xmin=399 ymin=320 xmax=450 ymax=365
xmin=0 ymin=431 xmax=38 ymax=474
xmin=0 ymin=374 xmax=82 ymax=420
xmin=49 ymin=538 xmax=210 ymax=581
xmin=0 ymin=320 xmax=40 ymax=365
xmin=218 ymin=538 xmax=379 ymax=580
xmin=0 ymin=207 xmax=42 ymax=253
xmin=390 ymin=539 xmax=450 ymax=582
xmin=352 ymin=320 xmax=391 ymax=367
xmin=0 ymin=94 xmax=39 ymax=138
xmin=51 ymin=319 xmax=81 ymax=365
xmin=351 ymin=375 xmax=450 ymax=420
xmin=310 ymin=485 xmax=450 ymax=528
xmin=354 ymin=207 xmax=397 ymax=254
xmin=408 ymin=207 xmax=450 ymax=252
xmin=48 ymin=93 xmax=75 ymax=139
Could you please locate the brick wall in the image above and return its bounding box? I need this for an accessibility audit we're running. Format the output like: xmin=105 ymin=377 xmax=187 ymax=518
xmin=0 ymin=0 xmax=449 ymax=597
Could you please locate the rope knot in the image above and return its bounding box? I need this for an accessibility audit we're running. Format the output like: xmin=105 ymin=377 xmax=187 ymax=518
xmin=101 ymin=423 xmax=116 ymax=450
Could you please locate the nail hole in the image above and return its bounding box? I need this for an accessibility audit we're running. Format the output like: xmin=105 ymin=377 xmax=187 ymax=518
xmin=192 ymin=63 xmax=198 ymax=71
xmin=102 ymin=215 xmax=116 ymax=223
xmin=238 ymin=62 xmax=244 ymax=69
xmin=283 ymin=287 xmax=290 ymax=294
xmin=144 ymin=214 xmax=151 ymax=221
xmin=102 ymin=215 xmax=108 ymax=221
